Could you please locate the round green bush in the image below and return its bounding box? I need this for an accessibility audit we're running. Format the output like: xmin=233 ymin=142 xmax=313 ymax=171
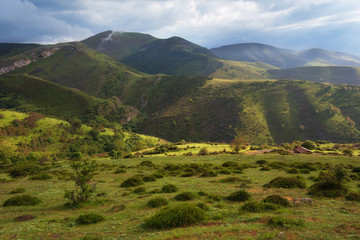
xmin=143 ymin=203 xmax=205 ymax=229
xmin=120 ymin=176 xmax=143 ymax=188
xmin=263 ymin=177 xmax=306 ymax=189
xmin=143 ymin=175 xmax=157 ymax=182
xmin=161 ymin=184 xmax=178 ymax=193
xmin=147 ymin=197 xmax=169 ymax=208
xmin=175 ymin=192 xmax=197 ymax=201
xmin=267 ymin=216 xmax=305 ymax=228
xmin=262 ymin=195 xmax=290 ymax=207
xmin=226 ymin=190 xmax=251 ymax=202
xmin=308 ymin=178 xmax=348 ymax=198
xmin=260 ymin=166 xmax=271 ymax=171
xmin=200 ymin=171 xmax=218 ymax=177
xmin=3 ymin=195 xmax=41 ymax=207
xmin=256 ymin=160 xmax=267 ymax=165
xmin=8 ymin=164 xmax=42 ymax=178
xmin=240 ymin=201 xmax=278 ymax=213
xmin=30 ymin=173 xmax=52 ymax=180
xmin=139 ymin=160 xmax=155 ymax=167
xmin=287 ymin=168 xmax=300 ymax=174
xmin=352 ymin=167 xmax=360 ymax=173
xmin=75 ymin=213 xmax=105 ymax=225
xmin=9 ymin=188 xmax=26 ymax=194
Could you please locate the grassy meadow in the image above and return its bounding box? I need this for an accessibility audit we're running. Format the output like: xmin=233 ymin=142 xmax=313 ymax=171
xmin=1 ymin=152 xmax=360 ymax=240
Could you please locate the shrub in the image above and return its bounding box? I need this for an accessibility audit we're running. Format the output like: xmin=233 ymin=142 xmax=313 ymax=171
xmin=196 ymin=202 xmax=210 ymax=211
xmin=260 ymin=166 xmax=270 ymax=171
xmin=9 ymin=188 xmax=26 ymax=194
xmin=139 ymin=160 xmax=155 ymax=166
xmin=352 ymin=167 xmax=360 ymax=173
xmin=30 ymin=173 xmax=52 ymax=180
xmin=147 ymin=197 xmax=169 ymax=208
xmin=262 ymin=195 xmax=290 ymax=207
xmin=133 ymin=187 xmax=146 ymax=194
xmin=240 ymin=201 xmax=278 ymax=213
xmin=345 ymin=192 xmax=360 ymax=202
xmin=3 ymin=195 xmax=41 ymax=206
xmin=308 ymin=166 xmax=348 ymax=198
xmin=267 ymin=216 xmax=304 ymax=228
xmin=120 ymin=176 xmax=143 ymax=188
xmin=199 ymin=171 xmax=217 ymax=177
xmin=222 ymin=161 xmax=238 ymax=167
xmin=8 ymin=164 xmax=42 ymax=178
xmin=342 ymin=149 xmax=354 ymax=156
xmin=226 ymin=190 xmax=251 ymax=202
xmin=197 ymin=147 xmax=209 ymax=156
xmin=143 ymin=203 xmax=205 ymax=229
xmin=287 ymin=168 xmax=299 ymax=174
xmin=75 ymin=213 xmax=104 ymax=225
xmin=152 ymin=172 xmax=164 ymax=178
xmin=301 ymin=140 xmax=316 ymax=150
xmin=161 ymin=184 xmax=178 ymax=193
xmin=143 ymin=175 xmax=156 ymax=182
xmin=256 ymin=160 xmax=267 ymax=165
xmin=175 ymin=192 xmax=197 ymax=201
xmin=263 ymin=177 xmax=306 ymax=189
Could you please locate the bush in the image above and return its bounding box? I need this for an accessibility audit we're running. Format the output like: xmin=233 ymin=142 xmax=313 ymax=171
xmin=9 ymin=188 xmax=26 ymax=194
xmin=287 ymin=168 xmax=300 ymax=174
xmin=14 ymin=215 xmax=36 ymax=222
xmin=256 ymin=160 xmax=267 ymax=165
xmin=175 ymin=192 xmax=197 ymax=201
xmin=139 ymin=160 xmax=155 ymax=166
xmin=143 ymin=204 xmax=205 ymax=229
xmin=3 ymin=195 xmax=41 ymax=206
xmin=196 ymin=202 xmax=210 ymax=211
xmin=226 ymin=190 xmax=251 ymax=202
xmin=120 ymin=176 xmax=143 ymax=188
xmin=267 ymin=216 xmax=304 ymax=228
xmin=29 ymin=173 xmax=52 ymax=180
xmin=75 ymin=213 xmax=104 ymax=225
xmin=222 ymin=161 xmax=238 ymax=167
xmin=143 ymin=175 xmax=156 ymax=182
xmin=199 ymin=171 xmax=217 ymax=177
xmin=308 ymin=166 xmax=348 ymax=198
xmin=260 ymin=166 xmax=270 ymax=171
xmin=197 ymin=147 xmax=208 ymax=156
xmin=161 ymin=184 xmax=178 ymax=193
xmin=133 ymin=187 xmax=146 ymax=194
xmin=263 ymin=177 xmax=306 ymax=189
xmin=240 ymin=201 xmax=278 ymax=213
xmin=147 ymin=197 xmax=169 ymax=208
xmin=352 ymin=167 xmax=360 ymax=173
xmin=301 ymin=140 xmax=316 ymax=150
xmin=345 ymin=192 xmax=360 ymax=202
xmin=262 ymin=195 xmax=290 ymax=207
xmin=8 ymin=164 xmax=42 ymax=178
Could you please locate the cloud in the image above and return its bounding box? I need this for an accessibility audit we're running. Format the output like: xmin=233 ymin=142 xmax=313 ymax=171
xmin=1 ymin=0 xmax=360 ymax=54
xmin=0 ymin=0 xmax=91 ymax=43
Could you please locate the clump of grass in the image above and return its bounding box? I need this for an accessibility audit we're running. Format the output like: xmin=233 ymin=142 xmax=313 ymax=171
xmin=259 ymin=166 xmax=270 ymax=171
xmin=256 ymin=160 xmax=267 ymax=165
xmin=3 ymin=195 xmax=41 ymax=207
xmin=9 ymin=188 xmax=26 ymax=194
xmin=175 ymin=192 xmax=197 ymax=201
xmin=143 ymin=175 xmax=156 ymax=182
xmin=226 ymin=190 xmax=251 ymax=202
xmin=267 ymin=216 xmax=305 ymax=228
xmin=133 ymin=187 xmax=146 ymax=194
xmin=161 ymin=184 xmax=178 ymax=193
xmin=263 ymin=177 xmax=306 ymax=189
xmin=75 ymin=213 xmax=105 ymax=225
xmin=196 ymin=202 xmax=210 ymax=211
xmin=262 ymin=195 xmax=290 ymax=207
xmin=240 ymin=201 xmax=278 ymax=213
xmin=200 ymin=171 xmax=217 ymax=177
xmin=352 ymin=167 xmax=360 ymax=173
xmin=345 ymin=192 xmax=360 ymax=202
xmin=143 ymin=203 xmax=205 ymax=229
xmin=29 ymin=173 xmax=52 ymax=180
xmin=222 ymin=161 xmax=238 ymax=167
xmin=8 ymin=164 xmax=42 ymax=178
xmin=147 ymin=197 xmax=169 ymax=208
xmin=139 ymin=160 xmax=155 ymax=167
xmin=287 ymin=168 xmax=300 ymax=174
xmin=120 ymin=176 xmax=143 ymax=188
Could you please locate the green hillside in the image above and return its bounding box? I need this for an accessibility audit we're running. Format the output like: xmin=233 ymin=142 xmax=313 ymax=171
xmin=138 ymin=79 xmax=360 ymax=144
xmin=0 ymin=43 xmax=41 ymax=67
xmin=268 ymin=66 xmax=360 ymax=85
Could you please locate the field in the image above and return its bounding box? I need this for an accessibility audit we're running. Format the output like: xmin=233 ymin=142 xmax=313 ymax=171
xmin=1 ymin=153 xmax=360 ymax=240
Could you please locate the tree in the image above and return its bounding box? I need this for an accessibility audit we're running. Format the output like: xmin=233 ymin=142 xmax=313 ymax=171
xmin=65 ymin=159 xmax=99 ymax=204
xmin=230 ymin=136 xmax=248 ymax=154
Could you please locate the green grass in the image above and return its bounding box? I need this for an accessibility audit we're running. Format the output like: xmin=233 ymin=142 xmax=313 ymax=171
xmin=0 ymin=153 xmax=360 ymax=239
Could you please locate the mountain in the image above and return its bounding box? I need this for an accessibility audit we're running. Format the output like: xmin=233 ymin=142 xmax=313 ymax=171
xmin=211 ymin=43 xmax=305 ymax=68
xmin=211 ymin=43 xmax=360 ymax=68
xmin=83 ymin=31 xmax=223 ymax=76
xmin=268 ymin=66 xmax=360 ymax=85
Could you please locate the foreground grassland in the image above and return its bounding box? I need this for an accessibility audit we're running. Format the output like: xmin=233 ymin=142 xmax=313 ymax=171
xmin=1 ymin=154 xmax=360 ymax=240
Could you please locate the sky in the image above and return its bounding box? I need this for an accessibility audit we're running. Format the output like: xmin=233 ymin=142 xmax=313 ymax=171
xmin=1 ymin=0 xmax=360 ymax=54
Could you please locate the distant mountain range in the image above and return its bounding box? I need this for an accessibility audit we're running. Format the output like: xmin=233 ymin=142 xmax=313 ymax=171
xmin=211 ymin=43 xmax=360 ymax=68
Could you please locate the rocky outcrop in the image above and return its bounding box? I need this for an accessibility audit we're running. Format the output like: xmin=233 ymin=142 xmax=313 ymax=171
xmin=0 ymin=47 xmax=60 ymax=75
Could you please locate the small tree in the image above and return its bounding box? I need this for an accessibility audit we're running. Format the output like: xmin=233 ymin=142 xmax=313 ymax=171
xmin=65 ymin=159 xmax=99 ymax=204
xmin=230 ymin=136 xmax=248 ymax=154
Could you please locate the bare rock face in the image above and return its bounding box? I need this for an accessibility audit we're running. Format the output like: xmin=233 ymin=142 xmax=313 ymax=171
xmin=0 ymin=47 xmax=60 ymax=75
